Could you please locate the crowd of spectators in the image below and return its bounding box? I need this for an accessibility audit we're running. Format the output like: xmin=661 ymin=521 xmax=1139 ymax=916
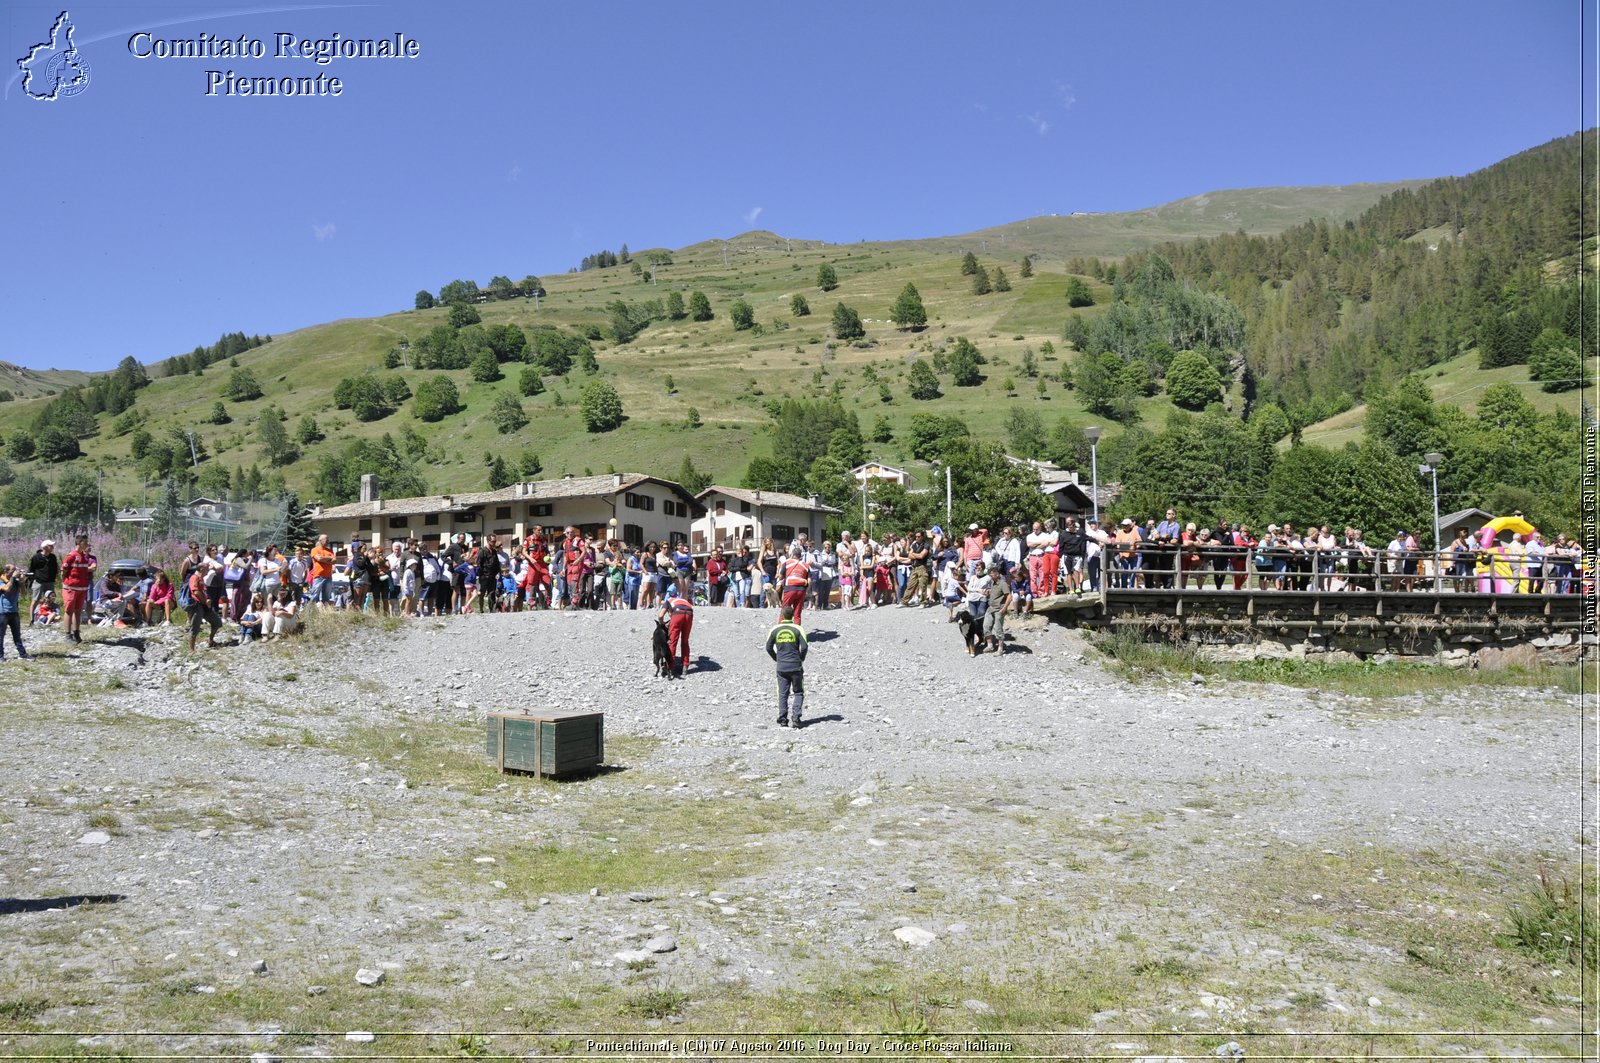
xmin=7 ymin=507 xmax=1585 ymax=657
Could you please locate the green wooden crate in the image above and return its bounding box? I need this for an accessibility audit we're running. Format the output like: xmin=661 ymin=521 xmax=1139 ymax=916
xmin=485 ymin=710 xmax=604 ymax=777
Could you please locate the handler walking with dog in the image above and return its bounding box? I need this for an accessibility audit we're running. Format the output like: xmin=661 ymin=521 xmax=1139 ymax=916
xmin=780 ymin=547 xmax=810 ymax=627
xmin=658 ymin=589 xmax=694 ymax=678
xmin=766 ymin=602 xmax=808 ymax=727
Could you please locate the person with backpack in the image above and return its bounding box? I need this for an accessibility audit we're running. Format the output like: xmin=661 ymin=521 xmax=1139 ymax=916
xmin=419 ymin=542 xmax=446 ymax=616
xmin=765 ymin=602 xmax=809 ymax=728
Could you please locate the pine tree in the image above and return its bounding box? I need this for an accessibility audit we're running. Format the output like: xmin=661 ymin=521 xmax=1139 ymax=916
xmin=832 ymin=303 xmax=865 ymax=340
xmin=151 ymin=478 xmax=182 ymax=537
xmin=487 ymin=455 xmax=513 ymax=489
xmin=676 ymin=453 xmax=712 ymax=493
xmin=817 ymin=264 xmax=839 ymax=292
xmin=889 ymin=284 xmax=928 ymax=330
xmin=282 ymin=489 xmax=314 ymax=549
xmin=992 ymin=268 xmax=1011 ymax=292
xmin=689 ymin=291 xmax=713 ymax=321
xmin=1020 ymin=257 xmax=1034 ymax=279
xmin=960 ymin=252 xmax=979 ymax=276
xmin=971 ymin=266 xmax=992 ymax=295
xmin=908 ymin=359 xmax=941 ymax=400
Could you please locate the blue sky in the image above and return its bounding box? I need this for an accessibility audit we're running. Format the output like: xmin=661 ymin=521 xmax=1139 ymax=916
xmin=1 ymin=0 xmax=1591 ymax=372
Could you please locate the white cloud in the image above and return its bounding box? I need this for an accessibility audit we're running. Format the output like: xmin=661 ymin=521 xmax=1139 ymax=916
xmin=743 ymin=206 xmax=764 ymax=226
xmin=1024 ymin=113 xmax=1051 ymax=136
xmin=312 ymin=222 xmax=337 ymax=242
xmin=508 ymin=162 xmax=522 ymax=182
xmin=1054 ymin=81 xmax=1077 ymax=110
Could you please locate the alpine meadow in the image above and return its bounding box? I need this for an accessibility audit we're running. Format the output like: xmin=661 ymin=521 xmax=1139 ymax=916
xmin=0 ymin=133 xmax=1590 ymax=540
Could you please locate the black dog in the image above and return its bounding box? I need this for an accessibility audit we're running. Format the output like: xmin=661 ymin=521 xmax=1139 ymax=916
xmin=652 ymin=618 xmax=673 ymax=678
xmin=954 ymin=609 xmax=983 ymax=656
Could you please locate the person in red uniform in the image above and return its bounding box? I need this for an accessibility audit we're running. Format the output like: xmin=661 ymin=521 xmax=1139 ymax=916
xmin=60 ymin=534 xmax=97 ymax=645
xmin=658 ymin=590 xmax=694 ymax=678
xmin=779 ymin=547 xmax=810 ymax=627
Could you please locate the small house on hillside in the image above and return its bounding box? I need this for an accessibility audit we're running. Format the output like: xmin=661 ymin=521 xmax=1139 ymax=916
xmin=851 ymin=461 xmax=907 ymax=486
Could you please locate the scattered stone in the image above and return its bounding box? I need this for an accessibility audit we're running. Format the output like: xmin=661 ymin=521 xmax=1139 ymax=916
xmin=250 ymin=1054 xmax=281 ymax=1063
xmin=961 ymin=999 xmax=992 ymax=1014
xmin=488 ymin=951 xmax=509 ymax=962
xmin=1367 ymin=996 xmax=1382 ymax=1008
xmin=614 ymin=949 xmax=652 ymax=964
xmin=627 ymin=892 xmax=656 ymax=903
xmin=1215 ymin=1041 xmax=1245 ymax=1060
xmin=643 ymin=934 xmax=677 ymax=954
xmin=893 ymin=926 xmax=936 ymax=947
xmin=473 ymin=856 xmax=496 ymax=864
xmin=249 ymin=959 xmax=268 ymax=975
xmin=77 ymin=831 xmax=111 ymax=846
xmin=345 ymin=1032 xmax=375 ymax=1044
xmin=355 ymin=968 xmax=385 ymax=987
xmin=896 ymin=882 xmax=918 ymax=893
xmin=306 ymin=985 xmax=327 ymax=997
xmin=194 ymin=985 xmax=216 ymax=995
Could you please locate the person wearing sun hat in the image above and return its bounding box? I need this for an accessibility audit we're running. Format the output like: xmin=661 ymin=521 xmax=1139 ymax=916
xmin=27 ymin=539 xmax=59 ymax=613
xmin=961 ymin=523 xmax=987 ymax=575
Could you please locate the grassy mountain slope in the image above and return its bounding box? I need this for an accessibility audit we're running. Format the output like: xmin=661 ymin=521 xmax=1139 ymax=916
xmin=0 ymin=182 xmax=1415 ymax=511
xmin=911 ymin=181 xmax=1427 ymax=259
xmin=0 ymin=361 xmax=93 ymax=400
xmin=1299 ymin=348 xmax=1588 ymax=449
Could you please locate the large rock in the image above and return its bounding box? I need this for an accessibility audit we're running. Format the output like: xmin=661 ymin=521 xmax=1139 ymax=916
xmin=893 ymin=926 xmax=936 ymax=947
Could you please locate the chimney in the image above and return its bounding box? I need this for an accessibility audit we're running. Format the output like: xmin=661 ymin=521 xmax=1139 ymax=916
xmin=612 ymin=472 xmax=623 ymax=489
xmin=441 ymin=494 xmax=453 ymax=508
xmin=359 ymin=473 xmax=378 ymax=503
xmin=809 ymin=493 xmax=820 ymax=508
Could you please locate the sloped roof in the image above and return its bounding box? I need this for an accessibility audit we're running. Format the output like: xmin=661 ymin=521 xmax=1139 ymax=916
xmin=314 ymin=474 xmax=700 ymax=521
xmin=698 ymin=485 xmax=842 ymax=514
xmin=1439 ymin=507 xmax=1495 ymax=528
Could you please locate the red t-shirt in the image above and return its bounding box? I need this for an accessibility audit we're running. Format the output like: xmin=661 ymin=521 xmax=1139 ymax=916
xmin=61 ymin=550 xmax=96 ymax=590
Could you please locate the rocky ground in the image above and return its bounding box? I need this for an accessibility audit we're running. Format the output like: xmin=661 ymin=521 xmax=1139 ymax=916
xmin=0 ymin=604 xmax=1591 ymax=1061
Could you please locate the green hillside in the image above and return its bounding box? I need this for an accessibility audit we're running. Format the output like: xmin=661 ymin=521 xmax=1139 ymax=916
xmin=0 ymin=361 xmax=93 ymax=400
xmin=0 ymin=181 xmax=1407 ymax=515
xmin=1299 ymin=348 xmax=1588 ymax=449
xmin=913 ymin=181 xmax=1427 ymax=259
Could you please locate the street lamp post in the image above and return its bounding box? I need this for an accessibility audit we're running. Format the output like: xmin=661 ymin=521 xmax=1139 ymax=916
xmin=1083 ymin=426 xmax=1103 ymax=525
xmin=1422 ymin=452 xmax=1443 ymax=592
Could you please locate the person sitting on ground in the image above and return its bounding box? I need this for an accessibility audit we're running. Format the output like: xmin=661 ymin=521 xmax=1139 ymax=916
xmin=146 ymin=571 xmax=175 ymax=625
xmin=239 ymin=592 xmax=265 ymax=643
xmin=264 ymin=586 xmax=300 ymax=639
xmin=32 ymin=590 xmax=57 ymax=626
xmin=96 ymin=572 xmax=130 ymax=627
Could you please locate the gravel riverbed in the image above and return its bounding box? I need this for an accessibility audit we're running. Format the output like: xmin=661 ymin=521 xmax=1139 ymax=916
xmin=0 ymin=605 xmax=1589 ymax=1058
